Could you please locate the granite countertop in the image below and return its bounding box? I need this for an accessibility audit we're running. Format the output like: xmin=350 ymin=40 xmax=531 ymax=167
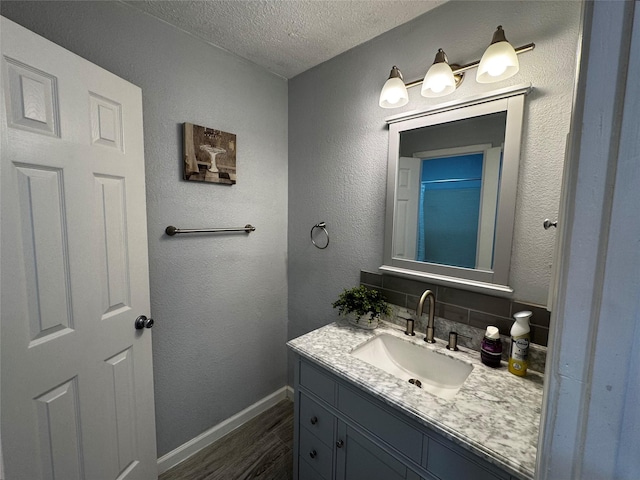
xmin=287 ymin=320 xmax=543 ymax=480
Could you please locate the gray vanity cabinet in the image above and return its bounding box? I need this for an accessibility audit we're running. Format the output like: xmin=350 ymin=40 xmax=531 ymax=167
xmin=294 ymin=355 xmax=521 ymax=480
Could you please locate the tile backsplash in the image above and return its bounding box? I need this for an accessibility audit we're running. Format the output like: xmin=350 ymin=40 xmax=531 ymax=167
xmin=360 ymin=270 xmax=550 ymax=373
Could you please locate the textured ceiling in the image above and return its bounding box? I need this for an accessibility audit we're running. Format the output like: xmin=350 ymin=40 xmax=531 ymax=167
xmin=124 ymin=0 xmax=446 ymax=79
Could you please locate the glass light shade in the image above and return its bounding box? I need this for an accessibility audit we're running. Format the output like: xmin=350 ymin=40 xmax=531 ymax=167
xmin=421 ymin=62 xmax=456 ymax=98
xmin=379 ymin=76 xmax=409 ymax=108
xmin=476 ymin=41 xmax=519 ymax=83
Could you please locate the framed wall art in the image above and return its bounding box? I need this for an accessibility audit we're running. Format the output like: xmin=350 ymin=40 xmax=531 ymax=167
xmin=183 ymin=122 xmax=236 ymax=185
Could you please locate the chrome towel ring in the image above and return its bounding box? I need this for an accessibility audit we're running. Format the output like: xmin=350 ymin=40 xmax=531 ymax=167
xmin=311 ymin=222 xmax=330 ymax=249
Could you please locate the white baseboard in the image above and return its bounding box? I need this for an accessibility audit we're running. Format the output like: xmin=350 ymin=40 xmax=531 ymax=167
xmin=157 ymin=385 xmax=292 ymax=474
xmin=285 ymin=384 xmax=294 ymax=400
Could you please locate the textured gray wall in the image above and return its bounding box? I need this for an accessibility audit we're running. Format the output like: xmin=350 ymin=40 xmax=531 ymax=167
xmin=288 ymin=1 xmax=581 ymax=362
xmin=0 ymin=2 xmax=288 ymax=457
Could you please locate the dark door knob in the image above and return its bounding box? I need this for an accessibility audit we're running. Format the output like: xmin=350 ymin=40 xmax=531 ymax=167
xmin=309 ymin=450 xmax=317 ymax=459
xmin=135 ymin=315 xmax=154 ymax=330
xmin=336 ymin=439 xmax=344 ymax=448
xmin=310 ymin=416 xmax=318 ymax=425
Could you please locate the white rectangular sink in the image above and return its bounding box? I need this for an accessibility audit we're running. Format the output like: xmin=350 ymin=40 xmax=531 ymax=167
xmin=350 ymin=333 xmax=473 ymax=400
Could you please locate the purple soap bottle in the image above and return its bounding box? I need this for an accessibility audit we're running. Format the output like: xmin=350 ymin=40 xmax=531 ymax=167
xmin=481 ymin=326 xmax=503 ymax=368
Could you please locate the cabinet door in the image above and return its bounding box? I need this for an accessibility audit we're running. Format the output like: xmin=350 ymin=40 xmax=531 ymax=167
xmin=424 ymin=436 xmax=509 ymax=480
xmin=336 ymin=421 xmax=420 ymax=480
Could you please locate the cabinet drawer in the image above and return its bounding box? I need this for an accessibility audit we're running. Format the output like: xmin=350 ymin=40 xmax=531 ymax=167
xmin=426 ymin=437 xmax=509 ymax=480
xmin=300 ymin=425 xmax=333 ymax=480
xmin=337 ymin=384 xmax=422 ymax=463
xmin=300 ymin=360 xmax=336 ymax=405
xmin=300 ymin=393 xmax=334 ymax=447
xmin=299 ymin=457 xmax=328 ymax=480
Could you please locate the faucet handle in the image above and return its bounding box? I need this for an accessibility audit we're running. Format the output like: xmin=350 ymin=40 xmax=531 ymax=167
xmin=404 ymin=318 xmax=416 ymax=336
xmin=446 ymin=332 xmax=459 ymax=351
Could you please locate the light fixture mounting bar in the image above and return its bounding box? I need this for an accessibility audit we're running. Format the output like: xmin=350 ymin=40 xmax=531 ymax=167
xmin=404 ymin=43 xmax=535 ymax=89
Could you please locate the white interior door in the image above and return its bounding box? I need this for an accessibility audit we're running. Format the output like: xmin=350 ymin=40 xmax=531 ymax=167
xmin=393 ymin=157 xmax=420 ymax=259
xmin=1 ymin=17 xmax=157 ymax=480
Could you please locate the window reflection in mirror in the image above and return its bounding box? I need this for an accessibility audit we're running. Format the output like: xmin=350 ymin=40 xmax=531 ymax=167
xmin=394 ymin=113 xmax=506 ymax=271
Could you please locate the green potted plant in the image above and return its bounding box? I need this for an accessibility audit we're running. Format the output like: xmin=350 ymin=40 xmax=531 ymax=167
xmin=332 ymin=285 xmax=391 ymax=329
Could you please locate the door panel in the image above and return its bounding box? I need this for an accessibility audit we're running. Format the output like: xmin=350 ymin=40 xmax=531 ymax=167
xmin=4 ymin=56 xmax=60 ymax=136
xmin=34 ymin=378 xmax=84 ymax=480
xmin=89 ymin=93 xmax=123 ymax=150
xmin=1 ymin=16 xmax=156 ymax=480
xmin=94 ymin=174 xmax=131 ymax=317
xmin=15 ymin=164 xmax=73 ymax=344
xmin=105 ymin=348 xmax=139 ymax=477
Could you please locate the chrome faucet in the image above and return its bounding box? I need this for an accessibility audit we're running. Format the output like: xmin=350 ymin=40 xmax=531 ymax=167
xmin=416 ymin=290 xmax=436 ymax=343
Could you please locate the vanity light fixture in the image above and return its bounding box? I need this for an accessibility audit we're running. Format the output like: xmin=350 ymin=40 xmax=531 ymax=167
xmin=476 ymin=26 xmax=520 ymax=83
xmin=421 ymin=49 xmax=462 ymax=98
xmin=379 ymin=66 xmax=409 ymax=108
xmin=379 ymin=26 xmax=534 ymax=108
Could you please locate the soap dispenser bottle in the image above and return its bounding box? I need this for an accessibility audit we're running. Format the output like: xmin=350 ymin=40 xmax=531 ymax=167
xmin=481 ymin=326 xmax=503 ymax=368
xmin=508 ymin=311 xmax=532 ymax=376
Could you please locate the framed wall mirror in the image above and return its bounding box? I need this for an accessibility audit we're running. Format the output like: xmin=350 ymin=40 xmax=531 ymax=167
xmin=381 ymin=85 xmax=531 ymax=295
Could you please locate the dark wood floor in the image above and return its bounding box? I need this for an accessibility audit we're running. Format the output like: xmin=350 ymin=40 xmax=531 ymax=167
xmin=160 ymin=399 xmax=294 ymax=480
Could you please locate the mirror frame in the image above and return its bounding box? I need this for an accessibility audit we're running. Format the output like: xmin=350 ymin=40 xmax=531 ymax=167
xmin=381 ymin=84 xmax=532 ymax=295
